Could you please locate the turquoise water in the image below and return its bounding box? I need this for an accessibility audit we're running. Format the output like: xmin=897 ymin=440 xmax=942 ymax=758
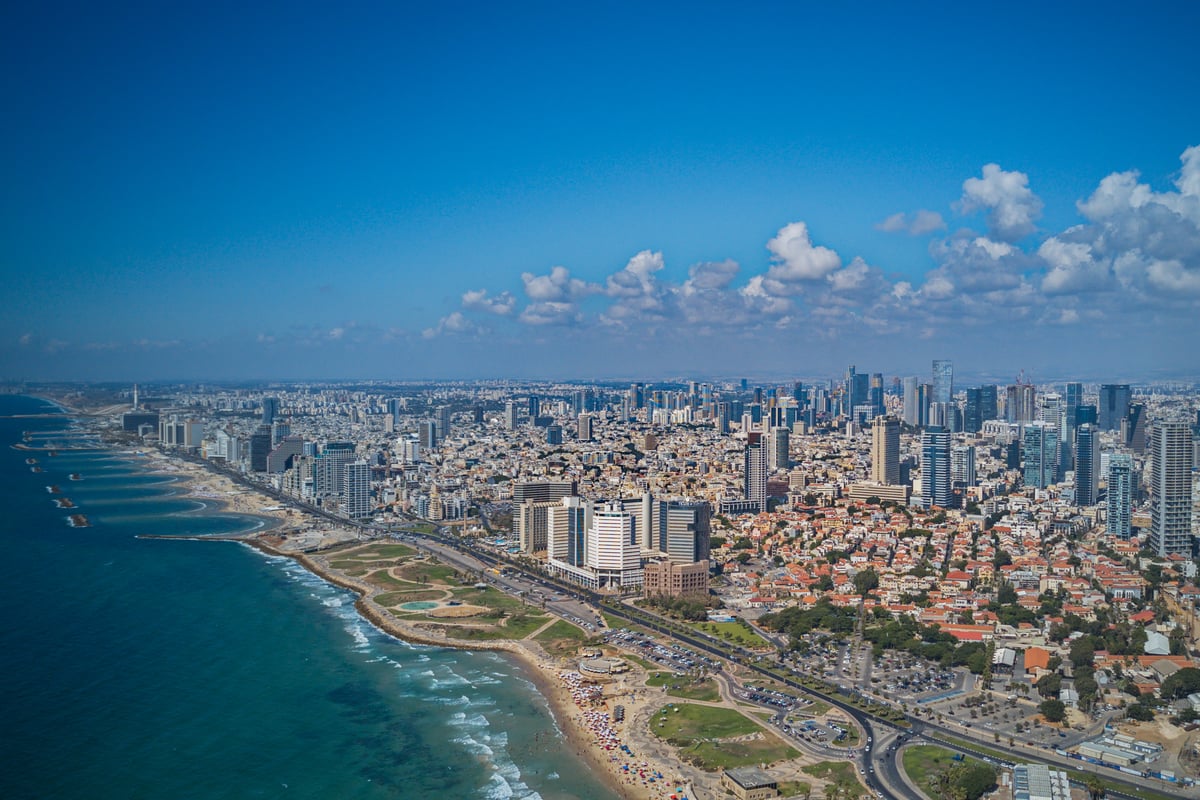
xmin=0 ymin=395 xmax=615 ymax=800
xmin=400 ymin=601 xmax=440 ymax=611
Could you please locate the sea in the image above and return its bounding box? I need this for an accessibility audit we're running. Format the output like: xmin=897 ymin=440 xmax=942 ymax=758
xmin=0 ymin=394 xmax=616 ymax=800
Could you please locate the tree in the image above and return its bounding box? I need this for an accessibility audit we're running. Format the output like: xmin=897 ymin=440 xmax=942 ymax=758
xmin=1084 ymin=774 xmax=1106 ymax=800
xmin=1036 ymin=673 xmax=1062 ymax=699
xmin=1160 ymin=667 xmax=1200 ymax=699
xmin=1125 ymin=703 xmax=1154 ymax=721
xmin=853 ymin=568 xmax=879 ymax=598
xmin=1039 ymin=699 xmax=1067 ymax=723
xmin=1069 ymin=637 xmax=1096 ymax=668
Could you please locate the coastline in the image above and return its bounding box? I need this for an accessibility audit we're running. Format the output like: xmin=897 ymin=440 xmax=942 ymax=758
xmin=138 ymin=453 xmax=692 ymax=800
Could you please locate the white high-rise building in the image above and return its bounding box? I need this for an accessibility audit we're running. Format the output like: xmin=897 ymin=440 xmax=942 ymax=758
xmin=342 ymin=460 xmax=372 ymax=519
xmin=585 ymin=503 xmax=643 ymax=590
xmin=1149 ymin=421 xmax=1194 ymax=556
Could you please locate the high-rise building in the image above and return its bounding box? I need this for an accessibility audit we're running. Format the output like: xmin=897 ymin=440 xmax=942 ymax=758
xmin=655 ymin=500 xmax=712 ymax=563
xmin=249 ymin=424 xmax=273 ymax=472
xmin=716 ymin=402 xmax=731 ymax=434
xmin=504 ymin=401 xmax=519 ymax=430
xmin=1098 ymin=384 xmax=1131 ymax=431
xmin=1023 ymin=421 xmax=1058 ymax=489
xmin=548 ymin=496 xmax=590 ymax=568
xmin=546 ymin=425 xmax=563 ymax=445
xmin=578 ymin=413 xmax=593 ymax=441
xmin=266 ymin=435 xmax=305 ymax=474
xmin=1123 ymin=403 xmax=1147 ymax=454
xmin=342 ymin=460 xmax=372 ymax=519
xmin=932 ymin=359 xmax=954 ymax=405
xmin=768 ymin=427 xmax=790 ymax=471
xmin=902 ymin=377 xmax=920 ymax=426
xmin=512 ymin=480 xmax=578 ymax=504
xmin=1006 ymin=384 xmax=1037 ymax=422
xmin=964 ymin=386 xmax=998 ymax=433
xmin=437 ymin=405 xmax=452 ymax=439
xmin=1148 ymin=421 xmax=1195 ymax=557
xmin=261 ymin=396 xmax=280 ymax=425
xmin=1106 ymin=453 xmax=1135 ymax=539
xmin=744 ymin=436 xmax=768 ymax=513
xmin=871 ymin=415 xmax=900 ymax=485
xmin=585 ymin=503 xmax=643 ymax=590
xmin=418 ymin=420 xmax=438 ymax=450
xmin=517 ymin=499 xmax=557 ymax=553
xmin=1075 ymin=424 xmax=1097 ymax=506
xmin=921 ymin=427 xmax=951 ymax=509
xmin=951 ymin=445 xmax=977 ymax=490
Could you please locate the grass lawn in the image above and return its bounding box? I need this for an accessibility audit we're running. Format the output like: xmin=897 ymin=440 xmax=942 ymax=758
xmin=445 ymin=614 xmax=549 ymax=641
xmin=802 ymin=761 xmax=865 ymax=799
xmin=693 ymin=621 xmax=772 ymax=648
xmin=675 ymin=737 xmax=798 ymax=770
xmin=533 ymin=619 xmax=590 ymax=656
xmin=374 ymin=589 xmax=444 ymax=606
xmin=651 ymin=703 xmax=759 ymax=739
xmin=395 ymin=561 xmax=460 ymax=584
xmin=667 ymin=679 xmax=720 ymax=702
xmin=901 ymin=745 xmax=963 ymax=792
xmin=623 ymin=653 xmax=657 ymax=671
xmin=829 ymin=725 xmax=860 ymax=747
xmin=351 ymin=543 xmax=416 ymax=559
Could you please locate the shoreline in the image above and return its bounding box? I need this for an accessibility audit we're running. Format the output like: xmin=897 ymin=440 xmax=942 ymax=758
xmin=133 ymin=454 xmax=689 ymax=800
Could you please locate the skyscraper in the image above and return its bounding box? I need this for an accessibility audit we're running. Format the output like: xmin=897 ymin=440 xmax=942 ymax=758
xmin=342 ymin=460 xmax=372 ymax=519
xmin=504 ymin=400 xmax=519 ymax=430
xmin=871 ymin=415 xmax=900 ymax=485
xmin=1123 ymin=403 xmax=1147 ymax=454
xmin=1023 ymin=421 xmax=1058 ymax=489
xmin=1106 ymin=453 xmax=1134 ymax=539
xmin=1075 ymin=424 xmax=1097 ymax=506
xmin=418 ymin=420 xmax=437 ymax=450
xmin=902 ymin=377 xmax=920 ymax=426
xmin=437 ymin=405 xmax=452 ymax=439
xmin=921 ymin=427 xmax=951 ymax=509
xmin=951 ymin=445 xmax=977 ymax=490
xmin=1098 ymin=384 xmax=1131 ymax=431
xmin=1148 ymin=421 xmax=1195 ymax=557
xmin=744 ymin=436 xmax=768 ymax=513
xmin=578 ymin=413 xmax=593 ymax=441
xmin=261 ymin=396 xmax=280 ymax=425
xmin=932 ymin=359 xmax=953 ymax=405
xmin=768 ymin=427 xmax=790 ymax=471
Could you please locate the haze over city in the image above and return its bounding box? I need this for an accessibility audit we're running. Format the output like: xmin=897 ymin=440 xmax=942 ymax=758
xmin=3 ymin=2 xmax=1199 ymax=381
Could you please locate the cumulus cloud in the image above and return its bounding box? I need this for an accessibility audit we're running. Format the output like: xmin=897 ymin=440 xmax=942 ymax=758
xmin=422 ymin=311 xmax=479 ymax=339
xmin=958 ymin=163 xmax=1043 ymax=241
xmin=1038 ymin=234 xmax=1109 ymax=294
xmin=462 ymin=288 xmax=516 ymax=315
xmin=521 ymin=265 xmax=598 ymax=301
xmin=764 ymin=221 xmax=841 ymax=286
xmin=519 ymin=301 xmax=581 ymax=326
xmin=876 ymin=209 xmax=946 ymax=235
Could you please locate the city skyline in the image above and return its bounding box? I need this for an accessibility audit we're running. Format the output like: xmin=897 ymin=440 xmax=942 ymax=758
xmin=3 ymin=3 xmax=1200 ymax=381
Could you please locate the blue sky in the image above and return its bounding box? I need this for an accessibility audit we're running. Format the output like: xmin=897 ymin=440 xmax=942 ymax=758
xmin=3 ymin=1 xmax=1199 ymax=382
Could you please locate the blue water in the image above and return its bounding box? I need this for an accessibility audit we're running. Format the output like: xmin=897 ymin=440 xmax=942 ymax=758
xmin=0 ymin=395 xmax=615 ymax=800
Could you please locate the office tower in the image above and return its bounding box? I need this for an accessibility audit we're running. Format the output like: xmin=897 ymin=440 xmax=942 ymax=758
xmin=512 ymin=480 xmax=578 ymax=504
xmin=1065 ymin=382 xmax=1083 ymax=410
xmin=768 ymin=427 xmax=790 ymax=471
xmin=504 ymin=401 xmax=519 ymax=430
xmin=1106 ymin=453 xmax=1135 ymax=539
xmin=517 ymin=499 xmax=557 ymax=553
xmin=928 ymin=401 xmax=954 ymax=432
xmin=1074 ymin=404 xmax=1097 ymax=427
xmin=527 ymin=395 xmax=540 ymax=419
xmin=386 ymin=398 xmax=404 ymax=420
xmin=932 ymin=359 xmax=953 ymax=405
xmin=1023 ymin=421 xmax=1058 ymax=489
xmin=951 ymin=445 xmax=976 ymax=489
xmin=383 ymin=414 xmax=395 ymax=434
xmin=869 ymin=373 xmax=885 ymax=417
xmin=871 ymin=416 xmax=900 ymax=485
xmin=964 ymin=388 xmax=984 ymax=433
xmin=546 ymin=425 xmax=563 ymax=445
xmin=266 ymin=436 xmax=304 ymax=474
xmin=314 ymin=443 xmax=357 ymax=500
xmin=261 ymin=396 xmax=279 ymax=425
xmin=436 ymin=405 xmax=452 ymax=439
xmin=249 ymin=424 xmax=273 ymax=472
xmin=401 ymin=438 xmax=420 ymax=464
xmin=418 ymin=420 xmax=437 ymax=450
xmin=1006 ymin=384 xmax=1037 ymax=422
xmin=1075 ymin=424 xmax=1097 ymax=506
xmin=744 ymin=436 xmax=768 ymax=513
xmin=845 ymin=367 xmax=869 ymax=416
xmin=1098 ymin=385 xmax=1131 ymax=431
xmin=472 ymin=404 xmax=484 ymax=425
xmin=578 ymin=413 xmax=593 ymax=441
xmin=342 ymin=460 xmax=372 ymax=519
xmin=1123 ymin=403 xmax=1147 ymax=454
xmin=548 ymin=496 xmax=591 ymax=567
xmin=1148 ymin=421 xmax=1195 ymax=557
xmin=586 ymin=503 xmax=643 ymax=590
xmin=716 ymin=402 xmax=730 ymax=434
xmin=655 ymin=501 xmax=712 ymax=563
xmin=921 ymin=427 xmax=951 ymax=509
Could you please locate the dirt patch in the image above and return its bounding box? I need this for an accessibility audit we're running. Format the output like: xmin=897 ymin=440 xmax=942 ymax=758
xmin=429 ymin=604 xmax=487 ymax=618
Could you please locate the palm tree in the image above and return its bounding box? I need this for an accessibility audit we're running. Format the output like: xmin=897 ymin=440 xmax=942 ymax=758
xmin=1084 ymin=774 xmax=1106 ymax=800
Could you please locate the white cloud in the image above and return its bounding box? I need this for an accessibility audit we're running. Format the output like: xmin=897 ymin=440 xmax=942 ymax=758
xmin=422 ymin=311 xmax=478 ymax=339
xmin=1038 ymin=235 xmax=1109 ymax=294
xmin=519 ymin=301 xmax=580 ymax=326
xmin=462 ymin=288 xmax=516 ymax=315
xmin=521 ymin=266 xmax=597 ymax=301
xmin=958 ymin=163 xmax=1043 ymax=241
xmin=764 ymin=221 xmax=841 ymax=285
xmin=605 ymin=250 xmax=664 ymax=298
xmin=876 ymin=210 xmax=946 ymax=235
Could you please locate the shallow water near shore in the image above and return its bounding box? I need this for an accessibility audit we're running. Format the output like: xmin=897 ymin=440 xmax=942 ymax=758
xmin=0 ymin=395 xmax=616 ymax=800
